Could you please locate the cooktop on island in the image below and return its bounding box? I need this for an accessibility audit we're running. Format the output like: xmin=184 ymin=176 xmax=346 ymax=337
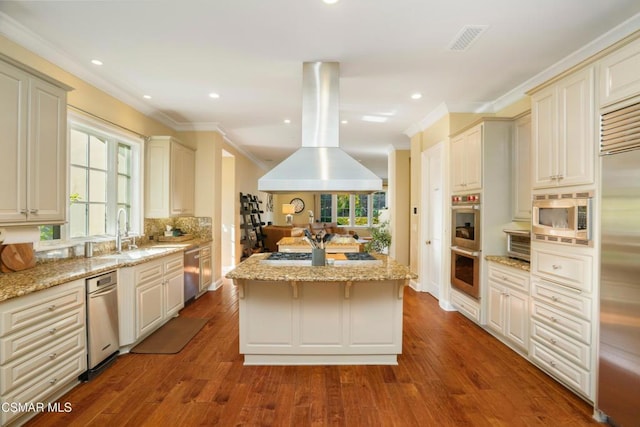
xmin=261 ymin=251 xmax=382 ymax=266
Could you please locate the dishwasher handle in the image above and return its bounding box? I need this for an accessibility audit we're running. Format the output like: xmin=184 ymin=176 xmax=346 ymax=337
xmin=89 ymin=284 xmax=118 ymax=299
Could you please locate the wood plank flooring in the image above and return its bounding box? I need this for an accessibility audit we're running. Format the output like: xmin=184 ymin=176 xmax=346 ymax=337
xmin=26 ymin=280 xmax=599 ymax=426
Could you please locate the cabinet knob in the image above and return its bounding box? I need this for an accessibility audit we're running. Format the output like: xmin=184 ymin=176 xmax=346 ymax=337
xmin=29 ymin=209 xmax=39 ymax=214
xmin=549 ymin=316 xmax=557 ymax=323
xmin=425 ymin=240 xmax=431 ymax=245
xmin=49 ymin=378 xmax=58 ymax=385
xmin=549 ymin=338 xmax=557 ymax=345
xmin=49 ymin=328 xmax=57 ymax=335
xmin=550 ymin=296 xmax=558 ymax=302
xmin=549 ymin=360 xmax=557 ymax=368
xmin=20 ymin=209 xmax=27 ymax=215
xmin=48 ymin=353 xmax=57 ymax=359
xmin=552 ymin=264 xmax=561 ymax=270
xmin=48 ymin=304 xmax=56 ymax=311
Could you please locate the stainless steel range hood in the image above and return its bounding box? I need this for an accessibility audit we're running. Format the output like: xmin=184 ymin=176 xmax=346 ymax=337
xmin=258 ymin=62 xmax=382 ymax=193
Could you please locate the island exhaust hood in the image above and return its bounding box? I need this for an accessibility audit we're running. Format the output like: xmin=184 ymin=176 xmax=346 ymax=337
xmin=258 ymin=62 xmax=382 ymax=193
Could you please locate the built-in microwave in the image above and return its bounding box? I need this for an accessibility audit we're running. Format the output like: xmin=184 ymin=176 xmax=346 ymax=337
xmin=532 ymin=191 xmax=593 ymax=246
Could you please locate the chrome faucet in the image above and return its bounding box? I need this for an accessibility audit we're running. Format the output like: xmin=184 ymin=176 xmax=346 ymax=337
xmin=116 ymin=208 xmax=133 ymax=253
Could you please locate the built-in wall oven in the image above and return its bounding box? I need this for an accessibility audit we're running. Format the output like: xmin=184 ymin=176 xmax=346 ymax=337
xmin=451 ymin=246 xmax=480 ymax=299
xmin=451 ymin=193 xmax=481 ymax=299
xmin=451 ymin=193 xmax=480 ymax=250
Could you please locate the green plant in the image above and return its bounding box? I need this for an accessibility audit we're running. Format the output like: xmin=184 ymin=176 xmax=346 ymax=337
xmin=365 ymin=220 xmax=391 ymax=253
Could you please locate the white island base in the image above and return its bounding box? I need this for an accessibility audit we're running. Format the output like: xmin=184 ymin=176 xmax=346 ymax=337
xmin=235 ymin=279 xmax=405 ymax=365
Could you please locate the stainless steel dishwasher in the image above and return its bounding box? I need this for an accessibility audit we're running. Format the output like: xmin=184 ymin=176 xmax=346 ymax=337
xmin=81 ymin=270 xmax=119 ymax=381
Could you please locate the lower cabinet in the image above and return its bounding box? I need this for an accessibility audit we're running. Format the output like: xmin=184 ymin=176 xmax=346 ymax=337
xmin=450 ymin=288 xmax=481 ymax=323
xmin=0 ymin=279 xmax=86 ymax=426
xmin=120 ymin=253 xmax=185 ymax=347
xmin=199 ymin=244 xmax=213 ymax=294
xmin=486 ymin=262 xmax=530 ymax=351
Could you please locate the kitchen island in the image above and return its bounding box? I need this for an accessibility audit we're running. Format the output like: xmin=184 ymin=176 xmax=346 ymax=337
xmin=226 ymin=253 xmax=415 ymax=365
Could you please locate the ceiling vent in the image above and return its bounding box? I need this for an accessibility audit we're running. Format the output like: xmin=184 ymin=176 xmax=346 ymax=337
xmin=448 ymin=25 xmax=489 ymax=51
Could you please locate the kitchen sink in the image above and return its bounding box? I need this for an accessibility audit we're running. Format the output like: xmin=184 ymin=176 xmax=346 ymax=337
xmin=99 ymin=247 xmax=176 ymax=261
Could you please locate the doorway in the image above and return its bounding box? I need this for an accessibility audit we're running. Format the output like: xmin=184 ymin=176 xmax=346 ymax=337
xmin=420 ymin=142 xmax=445 ymax=299
xmin=221 ymin=150 xmax=235 ymax=274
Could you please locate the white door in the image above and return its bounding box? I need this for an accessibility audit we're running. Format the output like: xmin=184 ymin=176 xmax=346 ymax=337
xmin=421 ymin=143 xmax=444 ymax=298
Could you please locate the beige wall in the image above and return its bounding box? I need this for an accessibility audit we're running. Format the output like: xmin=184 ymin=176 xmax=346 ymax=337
xmin=273 ymin=193 xmax=316 ymax=226
xmin=388 ymin=150 xmax=410 ymax=265
xmin=409 ymin=133 xmax=422 ymax=275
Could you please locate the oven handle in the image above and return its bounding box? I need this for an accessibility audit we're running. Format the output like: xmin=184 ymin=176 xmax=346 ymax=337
xmin=451 ymin=246 xmax=480 ymax=257
xmin=451 ymin=204 xmax=480 ymax=211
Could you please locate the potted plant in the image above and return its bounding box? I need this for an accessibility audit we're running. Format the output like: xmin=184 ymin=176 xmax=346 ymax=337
xmin=365 ymin=221 xmax=391 ymax=254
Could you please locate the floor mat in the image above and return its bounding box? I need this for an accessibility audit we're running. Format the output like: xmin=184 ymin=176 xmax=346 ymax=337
xmin=130 ymin=317 xmax=208 ymax=354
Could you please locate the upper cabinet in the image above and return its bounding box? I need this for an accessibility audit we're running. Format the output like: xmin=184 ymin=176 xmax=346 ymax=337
xmin=0 ymin=59 xmax=69 ymax=225
xmin=145 ymin=136 xmax=196 ymax=218
xmin=599 ymin=36 xmax=640 ymax=108
xmin=531 ymin=66 xmax=595 ymax=189
xmin=451 ymin=124 xmax=483 ymax=192
xmin=512 ymin=114 xmax=531 ymax=220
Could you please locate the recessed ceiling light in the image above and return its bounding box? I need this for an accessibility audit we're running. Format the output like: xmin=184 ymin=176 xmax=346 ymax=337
xmin=284 ymin=119 xmax=291 ymax=124
xmin=411 ymin=93 xmax=422 ymax=100
xmin=143 ymin=95 xmax=152 ymax=99
xmin=341 ymin=120 xmax=348 ymax=124
xmin=209 ymin=92 xmax=220 ymax=99
xmin=91 ymin=59 xmax=103 ymax=66
xmin=323 ymin=0 xmax=339 ymax=4
xmin=362 ymin=115 xmax=388 ymax=123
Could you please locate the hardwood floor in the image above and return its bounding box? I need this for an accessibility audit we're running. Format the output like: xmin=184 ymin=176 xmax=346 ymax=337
xmin=26 ymin=281 xmax=598 ymax=426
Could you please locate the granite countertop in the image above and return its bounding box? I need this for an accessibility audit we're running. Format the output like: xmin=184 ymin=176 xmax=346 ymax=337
xmin=226 ymin=252 xmax=417 ymax=282
xmin=0 ymin=239 xmax=212 ymax=303
xmin=485 ymin=255 xmax=531 ymax=272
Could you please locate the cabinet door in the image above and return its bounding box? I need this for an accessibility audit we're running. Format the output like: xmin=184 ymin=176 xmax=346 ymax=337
xmin=556 ymin=67 xmax=594 ymax=187
xmin=200 ymin=254 xmax=212 ymax=292
xmin=505 ymin=289 xmax=529 ymax=350
xmin=487 ymin=282 xmax=505 ymax=334
xmin=164 ymin=270 xmax=184 ymax=319
xmin=27 ymin=78 xmax=67 ymax=223
xmin=463 ymin=125 xmax=482 ymax=191
xmin=599 ymin=37 xmax=640 ymax=107
xmin=532 ymin=87 xmax=557 ymax=188
xmin=136 ymin=279 xmax=164 ymax=339
xmin=513 ymin=114 xmax=531 ymax=220
xmin=170 ymin=142 xmax=195 ymax=216
xmin=0 ymin=61 xmax=29 ymax=223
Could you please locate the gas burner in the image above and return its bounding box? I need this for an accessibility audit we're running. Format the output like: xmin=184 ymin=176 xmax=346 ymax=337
xmin=344 ymin=253 xmax=377 ymax=261
xmin=267 ymin=252 xmax=311 ymax=261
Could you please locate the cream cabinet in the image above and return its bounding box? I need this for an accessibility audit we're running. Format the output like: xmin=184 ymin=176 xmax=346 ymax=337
xmin=512 ymin=114 xmax=531 ymax=220
xmin=145 ymin=136 xmax=196 ymax=218
xmin=199 ymin=244 xmax=213 ymax=294
xmin=531 ymin=66 xmax=595 ymax=189
xmin=0 ymin=59 xmax=69 ymax=225
xmin=119 ymin=252 xmax=185 ymax=347
xmin=486 ymin=262 xmax=530 ymax=351
xmin=599 ymin=36 xmax=640 ymax=108
xmin=451 ymin=124 xmax=482 ymax=192
xmin=0 ymin=279 xmax=86 ymax=426
xmin=529 ymin=243 xmax=595 ymax=400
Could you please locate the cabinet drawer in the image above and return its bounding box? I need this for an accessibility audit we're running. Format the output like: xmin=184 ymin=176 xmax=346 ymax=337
xmin=530 ymin=340 xmax=590 ymax=398
xmin=532 ymin=320 xmax=590 ymax=369
xmin=531 ymin=248 xmax=592 ymax=292
xmin=488 ymin=263 xmax=530 ymax=292
xmin=0 ymin=306 xmax=84 ymax=364
xmin=531 ymin=279 xmax=591 ymax=320
xmin=1 ymin=349 xmax=85 ymax=426
xmin=201 ymin=245 xmax=211 ymax=257
xmin=135 ymin=261 xmax=163 ymax=286
xmin=1 ymin=328 xmax=85 ymax=394
xmin=164 ymin=254 xmax=183 ymax=275
xmin=0 ymin=281 xmax=84 ymax=337
xmin=451 ymin=290 xmax=480 ymax=323
xmin=531 ymin=301 xmax=591 ymax=344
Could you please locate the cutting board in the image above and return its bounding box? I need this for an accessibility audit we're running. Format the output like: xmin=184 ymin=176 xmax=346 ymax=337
xmin=1 ymin=243 xmax=36 ymax=272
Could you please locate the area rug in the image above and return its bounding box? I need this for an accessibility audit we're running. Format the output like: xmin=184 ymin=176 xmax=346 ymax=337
xmin=130 ymin=317 xmax=208 ymax=354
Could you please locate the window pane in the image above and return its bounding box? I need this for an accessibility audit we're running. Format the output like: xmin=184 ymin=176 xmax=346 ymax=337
xmin=70 ymin=129 xmax=88 ymax=166
xmin=89 ymin=204 xmax=107 ymax=235
xmin=118 ymin=144 xmax=131 ymax=175
xmin=336 ymin=195 xmax=350 ymax=226
xmin=320 ymin=194 xmax=332 ymax=223
xmin=372 ymin=192 xmax=386 ymax=224
xmin=89 ymin=170 xmax=107 ymax=203
xmin=69 ymin=203 xmax=87 ymax=238
xmin=69 ymin=166 xmax=87 ymax=202
xmin=355 ymin=194 xmax=368 ymax=226
xmin=117 ymin=175 xmax=130 ymax=204
xmin=89 ymin=135 xmax=108 ymax=169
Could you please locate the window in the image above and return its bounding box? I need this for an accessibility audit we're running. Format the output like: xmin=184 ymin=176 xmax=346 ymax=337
xmin=40 ymin=112 xmax=142 ymax=241
xmin=318 ymin=192 xmax=387 ymax=227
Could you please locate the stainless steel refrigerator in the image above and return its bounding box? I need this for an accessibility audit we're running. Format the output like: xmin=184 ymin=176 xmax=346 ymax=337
xmin=598 ymin=141 xmax=640 ymax=426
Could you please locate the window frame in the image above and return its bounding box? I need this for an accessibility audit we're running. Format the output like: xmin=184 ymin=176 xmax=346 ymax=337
xmin=40 ymin=110 xmax=144 ymax=244
xmin=319 ymin=192 xmax=387 ymax=227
